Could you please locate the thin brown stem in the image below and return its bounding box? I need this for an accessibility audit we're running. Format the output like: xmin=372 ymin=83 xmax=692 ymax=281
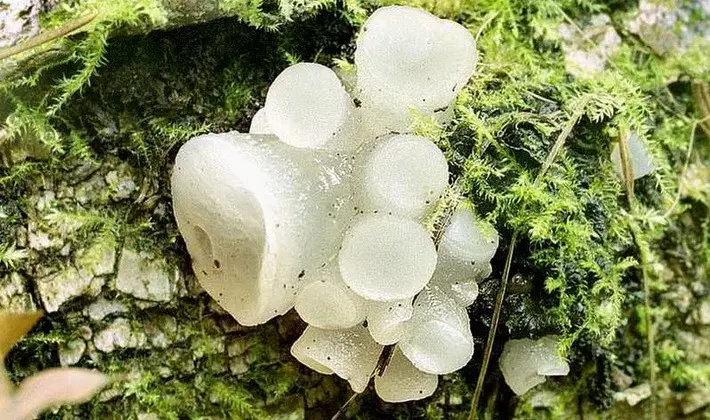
xmin=468 ymin=233 xmax=516 ymax=420
xmin=0 ymin=12 xmax=99 ymax=61
xmin=618 ymin=130 xmax=636 ymax=207
xmin=691 ymin=80 xmax=710 ymax=138
xmin=330 ymin=392 xmax=360 ymax=420
xmin=535 ymin=96 xmax=590 ymax=186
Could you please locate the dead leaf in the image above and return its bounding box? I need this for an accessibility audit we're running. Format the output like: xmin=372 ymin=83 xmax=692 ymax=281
xmin=0 ymin=312 xmax=43 ymax=360
xmin=6 ymin=368 xmax=109 ymax=420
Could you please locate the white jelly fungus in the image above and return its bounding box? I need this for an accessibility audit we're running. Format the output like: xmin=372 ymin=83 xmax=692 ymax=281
xmin=355 ymin=6 xmax=477 ymax=135
xmin=499 ymin=336 xmax=570 ymax=395
xmin=366 ymin=298 xmax=414 ymax=345
xmin=338 ymin=214 xmax=437 ymax=301
xmin=374 ymin=347 xmax=438 ymax=403
xmin=291 ymin=325 xmax=382 ymax=393
xmin=264 ymin=63 xmax=356 ymax=149
xmin=399 ymin=286 xmax=474 ymax=375
xmin=294 ymin=262 xmax=368 ymax=329
xmin=358 ymin=134 xmax=449 ymax=220
xmin=171 ymin=5 xmax=496 ymax=402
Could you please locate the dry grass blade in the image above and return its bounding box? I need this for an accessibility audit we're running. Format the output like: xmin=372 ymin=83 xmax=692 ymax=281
xmin=468 ymin=96 xmax=589 ymax=420
xmin=468 ymin=232 xmax=517 ymax=420
xmin=0 ymin=312 xmax=43 ymax=360
xmin=330 ymin=391 xmax=361 ymax=420
xmin=691 ymin=80 xmax=710 ymax=137
xmin=618 ymin=130 xmax=636 ymax=207
xmin=0 ymin=12 xmax=99 ymax=61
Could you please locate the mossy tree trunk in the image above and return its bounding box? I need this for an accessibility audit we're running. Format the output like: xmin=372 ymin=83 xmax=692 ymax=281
xmin=0 ymin=0 xmax=709 ymax=419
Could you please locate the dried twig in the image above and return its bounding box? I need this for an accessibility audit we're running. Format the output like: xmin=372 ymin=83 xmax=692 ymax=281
xmin=330 ymin=392 xmax=360 ymax=420
xmin=618 ymin=130 xmax=636 ymax=207
xmin=0 ymin=12 xmax=99 ymax=61
xmin=691 ymin=80 xmax=710 ymax=138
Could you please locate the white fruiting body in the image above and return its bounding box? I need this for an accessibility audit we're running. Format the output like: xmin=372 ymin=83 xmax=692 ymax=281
xmin=171 ymin=5 xmax=505 ymax=402
xmin=499 ymin=336 xmax=570 ymax=395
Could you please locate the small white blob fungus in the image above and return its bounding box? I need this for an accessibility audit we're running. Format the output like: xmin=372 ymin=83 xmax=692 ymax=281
xmin=295 ymin=262 xmax=368 ymax=329
xmin=358 ymin=134 xmax=449 ymax=219
xmin=374 ymin=347 xmax=438 ymax=402
xmin=355 ymin=6 xmax=477 ymax=135
xmin=366 ymin=298 xmax=414 ymax=345
xmin=291 ymin=325 xmax=383 ymax=393
xmin=338 ymin=214 xmax=437 ymax=301
xmin=498 ymin=336 xmax=570 ymax=395
xmin=429 ymin=204 xmax=498 ymax=306
xmin=610 ymin=132 xmax=655 ymax=181
xmin=248 ymin=108 xmax=273 ymax=134
xmin=264 ymin=63 xmax=355 ymax=149
xmin=399 ymin=287 xmax=474 ymax=374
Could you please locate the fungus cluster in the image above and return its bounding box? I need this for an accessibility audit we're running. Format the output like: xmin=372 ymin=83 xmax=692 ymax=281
xmin=171 ymin=6 xmax=498 ymax=401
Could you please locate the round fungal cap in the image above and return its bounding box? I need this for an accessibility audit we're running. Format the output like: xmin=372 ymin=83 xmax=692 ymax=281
xmin=295 ymin=263 xmax=368 ymax=329
xmin=439 ymin=204 xmax=498 ymax=264
xmin=359 ymin=134 xmax=448 ymax=219
xmin=399 ymin=287 xmax=474 ymax=374
xmin=291 ymin=325 xmax=383 ymax=393
xmin=355 ymin=6 xmax=477 ymax=111
xmin=338 ymin=214 xmax=437 ymax=301
xmin=429 ymin=204 xmax=496 ymax=305
xmin=428 ymin=267 xmax=480 ymax=307
xmin=374 ymin=347 xmax=438 ymax=402
xmin=249 ymin=108 xmax=273 ymax=134
xmin=367 ymin=299 xmax=414 ymax=345
xmin=265 ymin=63 xmax=353 ymax=149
